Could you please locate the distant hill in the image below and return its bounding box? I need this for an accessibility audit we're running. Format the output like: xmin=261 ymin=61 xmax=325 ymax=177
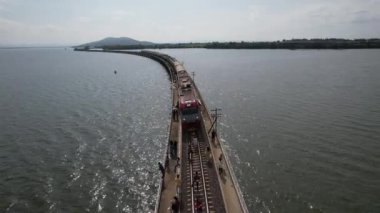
xmin=76 ymin=37 xmax=154 ymax=48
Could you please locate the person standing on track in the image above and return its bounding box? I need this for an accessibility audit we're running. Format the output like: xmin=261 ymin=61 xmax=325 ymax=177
xmin=211 ymin=129 xmax=216 ymax=144
xmin=170 ymin=196 xmax=180 ymax=213
xmin=193 ymin=171 xmax=200 ymax=190
xmin=174 ymin=157 xmax=180 ymax=172
xmin=192 ymin=136 xmax=198 ymax=148
xmin=217 ymin=161 xmax=224 ymax=176
xmin=206 ymin=146 xmax=212 ymax=164
xmin=188 ymin=144 xmax=193 ymax=163
xmin=172 ymin=106 xmax=178 ymax=121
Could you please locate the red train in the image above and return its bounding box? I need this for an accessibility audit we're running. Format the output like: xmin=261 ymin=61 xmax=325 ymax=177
xmin=174 ymin=62 xmax=201 ymax=129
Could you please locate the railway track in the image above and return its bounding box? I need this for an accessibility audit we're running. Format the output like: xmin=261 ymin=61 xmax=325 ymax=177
xmin=181 ymin=129 xmax=217 ymax=213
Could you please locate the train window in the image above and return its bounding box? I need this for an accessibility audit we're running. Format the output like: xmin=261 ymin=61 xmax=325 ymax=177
xmin=182 ymin=108 xmax=198 ymax=115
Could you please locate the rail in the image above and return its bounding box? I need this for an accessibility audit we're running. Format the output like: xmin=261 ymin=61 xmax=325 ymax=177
xmin=193 ymin=135 xmax=210 ymax=213
xmin=182 ymin=126 xmax=221 ymax=213
xmin=189 ymin=143 xmax=195 ymax=213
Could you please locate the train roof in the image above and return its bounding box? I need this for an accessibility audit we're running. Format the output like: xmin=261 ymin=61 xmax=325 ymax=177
xmin=179 ymin=88 xmax=196 ymax=102
xmin=174 ymin=62 xmax=186 ymax=72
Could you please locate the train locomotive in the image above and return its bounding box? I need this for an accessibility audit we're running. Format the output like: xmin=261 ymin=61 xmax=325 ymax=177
xmin=174 ymin=62 xmax=201 ymax=129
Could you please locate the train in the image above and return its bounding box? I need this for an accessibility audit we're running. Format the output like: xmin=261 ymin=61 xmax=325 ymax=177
xmin=174 ymin=61 xmax=201 ymax=129
xmin=138 ymin=51 xmax=201 ymax=129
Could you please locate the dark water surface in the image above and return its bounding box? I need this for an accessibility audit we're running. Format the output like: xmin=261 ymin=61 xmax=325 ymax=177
xmin=0 ymin=49 xmax=170 ymax=212
xmin=1 ymin=48 xmax=380 ymax=213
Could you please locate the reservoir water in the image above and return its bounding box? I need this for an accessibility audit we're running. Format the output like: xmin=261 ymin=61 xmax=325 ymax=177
xmin=1 ymin=48 xmax=379 ymax=212
xmin=0 ymin=49 xmax=171 ymax=212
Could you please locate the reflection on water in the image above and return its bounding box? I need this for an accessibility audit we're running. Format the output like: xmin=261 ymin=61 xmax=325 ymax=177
xmin=0 ymin=49 xmax=170 ymax=212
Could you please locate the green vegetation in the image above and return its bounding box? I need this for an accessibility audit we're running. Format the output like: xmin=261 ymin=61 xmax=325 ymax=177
xmin=97 ymin=38 xmax=380 ymax=50
xmin=204 ymin=39 xmax=380 ymax=49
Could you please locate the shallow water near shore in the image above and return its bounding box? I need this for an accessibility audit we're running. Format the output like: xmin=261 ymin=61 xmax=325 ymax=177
xmin=1 ymin=48 xmax=380 ymax=212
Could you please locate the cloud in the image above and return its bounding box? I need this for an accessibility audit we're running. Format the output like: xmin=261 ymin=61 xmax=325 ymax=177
xmin=0 ymin=0 xmax=8 ymax=11
xmin=0 ymin=17 xmax=77 ymax=45
xmin=243 ymin=0 xmax=380 ymax=40
xmin=77 ymin=16 xmax=92 ymax=24
xmin=351 ymin=16 xmax=380 ymax=24
xmin=349 ymin=9 xmax=380 ymax=24
xmin=110 ymin=9 xmax=135 ymax=21
xmin=1 ymin=0 xmax=380 ymax=45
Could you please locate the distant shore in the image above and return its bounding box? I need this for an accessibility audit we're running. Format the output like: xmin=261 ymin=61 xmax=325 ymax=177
xmin=75 ymin=38 xmax=380 ymax=50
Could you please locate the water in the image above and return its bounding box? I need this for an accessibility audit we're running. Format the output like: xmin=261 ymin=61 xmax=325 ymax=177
xmin=0 ymin=48 xmax=171 ymax=212
xmin=1 ymin=48 xmax=380 ymax=212
xmin=159 ymin=49 xmax=380 ymax=213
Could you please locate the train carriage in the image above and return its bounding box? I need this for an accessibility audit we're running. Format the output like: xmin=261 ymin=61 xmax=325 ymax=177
xmin=174 ymin=62 xmax=201 ymax=129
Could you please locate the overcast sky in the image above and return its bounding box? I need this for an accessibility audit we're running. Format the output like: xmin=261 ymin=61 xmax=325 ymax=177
xmin=0 ymin=0 xmax=380 ymax=46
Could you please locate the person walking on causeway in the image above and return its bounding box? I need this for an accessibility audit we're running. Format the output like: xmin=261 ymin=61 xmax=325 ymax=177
xmin=158 ymin=162 xmax=165 ymax=178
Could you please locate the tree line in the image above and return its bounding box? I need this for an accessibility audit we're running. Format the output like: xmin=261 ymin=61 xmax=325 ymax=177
xmin=75 ymin=38 xmax=380 ymax=50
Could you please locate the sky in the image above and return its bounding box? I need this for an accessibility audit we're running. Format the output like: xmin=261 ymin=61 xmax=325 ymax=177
xmin=0 ymin=0 xmax=380 ymax=46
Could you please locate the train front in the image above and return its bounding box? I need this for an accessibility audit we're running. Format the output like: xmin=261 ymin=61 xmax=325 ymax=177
xmin=179 ymin=98 xmax=201 ymax=129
